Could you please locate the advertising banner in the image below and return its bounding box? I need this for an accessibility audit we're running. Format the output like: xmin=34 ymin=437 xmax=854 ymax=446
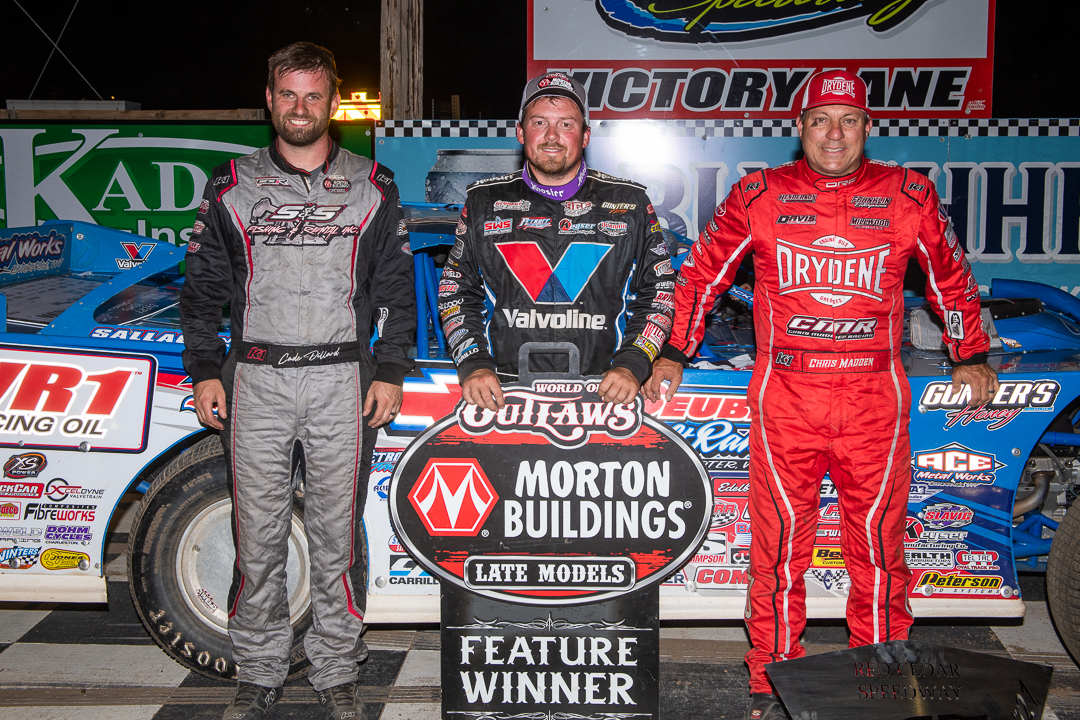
xmin=528 ymin=0 xmax=995 ymax=119
xmin=0 ymin=123 xmax=373 ymax=241
xmin=390 ymin=373 xmax=710 ymax=717
xmin=0 ymin=344 xmax=155 ymax=453
xmin=376 ymin=118 xmax=1080 ymax=296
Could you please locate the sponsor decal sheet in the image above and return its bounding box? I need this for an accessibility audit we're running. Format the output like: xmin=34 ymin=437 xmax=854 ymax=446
xmin=0 ymin=345 xmax=199 ymax=580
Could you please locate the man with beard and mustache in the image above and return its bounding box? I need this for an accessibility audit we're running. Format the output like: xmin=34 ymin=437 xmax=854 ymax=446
xmin=439 ymin=72 xmax=674 ymax=408
xmin=180 ymin=42 xmax=415 ymax=720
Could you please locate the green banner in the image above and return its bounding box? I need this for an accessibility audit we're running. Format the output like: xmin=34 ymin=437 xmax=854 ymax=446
xmin=0 ymin=122 xmax=373 ymax=243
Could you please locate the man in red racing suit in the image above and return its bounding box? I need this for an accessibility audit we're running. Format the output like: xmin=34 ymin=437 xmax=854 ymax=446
xmin=644 ymin=70 xmax=998 ymax=720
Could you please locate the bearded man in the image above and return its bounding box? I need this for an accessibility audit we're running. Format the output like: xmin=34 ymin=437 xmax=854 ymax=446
xmin=180 ymin=41 xmax=415 ymax=720
xmin=439 ymin=72 xmax=674 ymax=407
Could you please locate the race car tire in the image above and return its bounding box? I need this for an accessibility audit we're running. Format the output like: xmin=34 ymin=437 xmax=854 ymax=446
xmin=1048 ymin=501 xmax=1080 ymax=664
xmin=128 ymin=435 xmax=313 ymax=681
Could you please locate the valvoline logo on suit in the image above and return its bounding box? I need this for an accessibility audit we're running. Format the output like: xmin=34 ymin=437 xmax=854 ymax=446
xmin=495 ymin=241 xmax=612 ymax=303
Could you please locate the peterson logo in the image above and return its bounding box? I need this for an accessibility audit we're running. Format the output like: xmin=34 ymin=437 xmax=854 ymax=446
xmin=408 ymin=459 xmax=497 ymax=536
xmin=594 ymin=0 xmax=929 ymax=43
xmin=916 ymin=571 xmax=1003 ymax=596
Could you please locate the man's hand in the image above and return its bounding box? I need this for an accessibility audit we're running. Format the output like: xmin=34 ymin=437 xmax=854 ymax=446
xmin=364 ymin=380 xmax=403 ymax=428
xmin=598 ymin=367 xmax=640 ymax=405
xmin=193 ymin=379 xmax=227 ymax=430
xmin=462 ymin=368 xmax=504 ymax=411
xmin=951 ymin=363 xmax=999 ymax=407
xmin=642 ymin=357 xmax=684 ymax=403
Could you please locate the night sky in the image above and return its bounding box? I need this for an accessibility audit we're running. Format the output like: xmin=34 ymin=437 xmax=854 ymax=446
xmin=0 ymin=1 xmax=1071 ymax=119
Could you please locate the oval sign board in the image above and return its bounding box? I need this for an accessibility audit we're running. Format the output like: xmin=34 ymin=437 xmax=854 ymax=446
xmin=389 ymin=379 xmax=711 ymax=605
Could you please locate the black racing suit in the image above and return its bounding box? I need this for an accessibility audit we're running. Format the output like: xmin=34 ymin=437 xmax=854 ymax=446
xmin=439 ymin=168 xmax=674 ymax=382
xmin=179 ymin=140 xmax=415 ymax=690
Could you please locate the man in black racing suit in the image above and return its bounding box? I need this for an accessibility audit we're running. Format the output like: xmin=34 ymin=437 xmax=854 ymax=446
xmin=179 ymin=43 xmax=414 ymax=720
xmin=439 ymin=72 xmax=674 ymax=407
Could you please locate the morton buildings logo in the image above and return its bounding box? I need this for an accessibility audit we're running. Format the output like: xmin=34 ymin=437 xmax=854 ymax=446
xmin=594 ymin=0 xmax=931 ymax=43
xmin=407 ymin=459 xmax=498 ymax=537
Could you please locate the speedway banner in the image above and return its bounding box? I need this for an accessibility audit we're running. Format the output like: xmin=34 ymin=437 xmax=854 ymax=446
xmin=0 ymin=123 xmax=372 ymax=240
xmin=528 ymin=0 xmax=995 ymax=119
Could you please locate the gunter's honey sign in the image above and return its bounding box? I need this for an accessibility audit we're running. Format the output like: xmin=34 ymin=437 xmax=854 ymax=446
xmin=528 ymin=0 xmax=996 ymax=118
xmin=389 ymin=378 xmax=712 ymax=604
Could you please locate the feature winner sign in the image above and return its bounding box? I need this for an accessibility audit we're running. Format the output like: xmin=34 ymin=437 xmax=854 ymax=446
xmin=390 ymin=377 xmax=711 ymax=718
xmin=528 ymin=0 xmax=995 ymax=118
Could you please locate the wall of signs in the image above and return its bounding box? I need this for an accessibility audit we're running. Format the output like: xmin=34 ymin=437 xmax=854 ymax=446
xmin=376 ymin=119 xmax=1080 ymax=296
xmin=0 ymin=123 xmax=373 ymax=240
xmin=528 ymin=0 xmax=995 ymax=119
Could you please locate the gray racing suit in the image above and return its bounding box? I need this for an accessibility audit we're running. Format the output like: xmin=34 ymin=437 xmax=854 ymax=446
xmin=179 ymin=141 xmax=415 ymax=690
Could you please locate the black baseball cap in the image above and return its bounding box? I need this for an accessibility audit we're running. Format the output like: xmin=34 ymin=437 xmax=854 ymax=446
xmin=519 ymin=72 xmax=589 ymax=125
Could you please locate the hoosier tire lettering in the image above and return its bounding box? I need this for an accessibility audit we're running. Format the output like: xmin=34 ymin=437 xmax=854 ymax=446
xmin=127 ymin=435 xmax=313 ymax=681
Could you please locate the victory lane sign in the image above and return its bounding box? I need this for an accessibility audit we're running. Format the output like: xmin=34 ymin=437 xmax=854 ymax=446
xmin=390 ymin=377 xmax=711 ymax=719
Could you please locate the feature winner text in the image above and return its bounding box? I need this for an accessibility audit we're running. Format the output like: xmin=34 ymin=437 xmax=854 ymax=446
xmin=457 ymin=631 xmax=642 ymax=707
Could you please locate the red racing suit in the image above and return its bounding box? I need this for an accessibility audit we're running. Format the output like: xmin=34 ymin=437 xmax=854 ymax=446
xmin=661 ymin=158 xmax=989 ymax=693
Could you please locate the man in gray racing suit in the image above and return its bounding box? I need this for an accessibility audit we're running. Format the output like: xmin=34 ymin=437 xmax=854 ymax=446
xmin=179 ymin=42 xmax=415 ymax=720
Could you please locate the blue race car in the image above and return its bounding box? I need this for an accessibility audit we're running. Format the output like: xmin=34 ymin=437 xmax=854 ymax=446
xmin=1 ymin=210 xmax=1078 ymax=681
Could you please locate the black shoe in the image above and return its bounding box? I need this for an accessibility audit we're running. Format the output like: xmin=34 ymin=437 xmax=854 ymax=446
xmin=317 ymin=680 xmax=367 ymax=720
xmin=745 ymin=693 xmax=790 ymax=720
xmin=222 ymin=682 xmax=283 ymax=720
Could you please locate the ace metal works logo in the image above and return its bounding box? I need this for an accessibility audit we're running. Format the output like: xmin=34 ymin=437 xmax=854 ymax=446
xmin=495 ymin=241 xmax=612 ymax=304
xmin=407 ymin=459 xmax=498 ymax=536
xmin=911 ymin=443 xmax=1005 ymax=485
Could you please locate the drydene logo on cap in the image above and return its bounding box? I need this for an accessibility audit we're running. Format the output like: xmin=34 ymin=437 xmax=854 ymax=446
xmin=821 ymin=78 xmax=856 ymax=98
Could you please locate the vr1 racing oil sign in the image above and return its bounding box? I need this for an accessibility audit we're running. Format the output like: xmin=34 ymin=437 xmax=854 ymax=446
xmin=389 ymin=379 xmax=712 ymax=604
xmin=0 ymin=345 xmax=155 ymax=452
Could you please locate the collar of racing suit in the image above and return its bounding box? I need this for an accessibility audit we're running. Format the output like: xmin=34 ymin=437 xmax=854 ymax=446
xmin=798 ymin=156 xmax=869 ymax=192
xmin=269 ymin=138 xmax=340 ymax=178
xmin=522 ymin=158 xmax=588 ymax=201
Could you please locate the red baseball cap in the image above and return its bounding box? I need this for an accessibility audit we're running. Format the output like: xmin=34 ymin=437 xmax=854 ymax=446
xmin=799 ymin=70 xmax=871 ymax=116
